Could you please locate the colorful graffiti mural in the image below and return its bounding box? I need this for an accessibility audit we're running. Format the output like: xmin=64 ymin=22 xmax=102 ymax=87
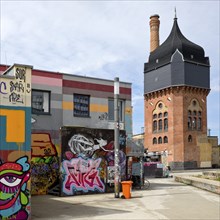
xmin=0 ymin=156 xmax=30 ymax=219
xmin=31 ymin=133 xmax=59 ymax=195
xmin=0 ymin=64 xmax=32 ymax=219
xmin=62 ymin=157 xmax=105 ymax=195
xmin=61 ymin=127 xmax=126 ymax=196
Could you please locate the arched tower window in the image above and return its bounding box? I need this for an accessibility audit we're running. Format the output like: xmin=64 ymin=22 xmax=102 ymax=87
xmin=153 ymin=137 xmax=157 ymax=144
xmin=188 ymin=117 xmax=192 ymax=129
xmin=192 ymin=117 xmax=197 ymax=130
xmin=152 ymin=102 xmax=168 ymax=133
xmin=153 ymin=120 xmax=157 ymax=132
xmin=158 ymin=137 xmax=162 ymax=144
xmin=187 ymin=99 xmax=202 ymax=131
xmin=164 ymin=118 xmax=168 ymax=131
xmin=198 ymin=117 xmax=202 ymax=130
xmin=164 ymin=136 xmax=168 ymax=143
xmin=158 ymin=119 xmax=162 ymax=131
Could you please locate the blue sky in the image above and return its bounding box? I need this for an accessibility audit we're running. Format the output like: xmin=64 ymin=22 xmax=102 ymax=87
xmin=0 ymin=0 xmax=219 ymax=141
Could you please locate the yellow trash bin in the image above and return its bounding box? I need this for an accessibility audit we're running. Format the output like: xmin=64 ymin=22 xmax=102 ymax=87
xmin=121 ymin=181 xmax=133 ymax=199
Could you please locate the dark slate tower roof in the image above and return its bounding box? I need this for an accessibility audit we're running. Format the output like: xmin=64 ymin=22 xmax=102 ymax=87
xmin=145 ymin=17 xmax=210 ymax=72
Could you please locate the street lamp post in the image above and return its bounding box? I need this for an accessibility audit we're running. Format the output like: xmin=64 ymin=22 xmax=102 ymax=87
xmin=114 ymin=77 xmax=120 ymax=198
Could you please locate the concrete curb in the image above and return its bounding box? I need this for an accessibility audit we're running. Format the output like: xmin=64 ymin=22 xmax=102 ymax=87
xmin=174 ymin=175 xmax=220 ymax=195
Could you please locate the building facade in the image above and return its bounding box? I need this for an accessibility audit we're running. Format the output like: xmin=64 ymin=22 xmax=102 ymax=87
xmin=0 ymin=64 xmax=132 ymax=196
xmin=0 ymin=64 xmax=32 ymax=220
xmin=144 ymin=15 xmax=213 ymax=169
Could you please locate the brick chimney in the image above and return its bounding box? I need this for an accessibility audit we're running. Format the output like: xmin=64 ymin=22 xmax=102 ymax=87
xmin=149 ymin=14 xmax=160 ymax=52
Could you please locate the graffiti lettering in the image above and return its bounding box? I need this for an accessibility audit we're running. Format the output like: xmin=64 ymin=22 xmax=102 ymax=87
xmin=0 ymin=81 xmax=7 ymax=94
xmin=9 ymin=92 xmax=24 ymax=103
xmin=62 ymin=157 xmax=105 ymax=195
xmin=98 ymin=112 xmax=108 ymax=120
xmin=10 ymin=81 xmax=24 ymax=93
xmin=16 ymin=67 xmax=26 ymax=82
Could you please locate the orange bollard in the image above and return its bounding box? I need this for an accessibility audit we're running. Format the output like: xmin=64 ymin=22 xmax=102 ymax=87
xmin=121 ymin=181 xmax=133 ymax=199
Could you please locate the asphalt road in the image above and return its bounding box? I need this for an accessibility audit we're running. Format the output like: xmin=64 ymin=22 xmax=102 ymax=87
xmin=32 ymin=172 xmax=220 ymax=220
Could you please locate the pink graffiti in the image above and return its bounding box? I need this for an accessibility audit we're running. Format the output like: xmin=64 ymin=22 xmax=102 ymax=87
xmin=62 ymin=157 xmax=105 ymax=194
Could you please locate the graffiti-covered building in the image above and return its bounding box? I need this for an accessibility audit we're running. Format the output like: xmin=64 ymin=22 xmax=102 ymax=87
xmin=0 ymin=64 xmax=32 ymax=220
xmin=0 ymin=64 xmax=132 ymax=197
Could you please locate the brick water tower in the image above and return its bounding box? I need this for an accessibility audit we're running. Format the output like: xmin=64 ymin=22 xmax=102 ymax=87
xmin=144 ymin=14 xmax=210 ymax=169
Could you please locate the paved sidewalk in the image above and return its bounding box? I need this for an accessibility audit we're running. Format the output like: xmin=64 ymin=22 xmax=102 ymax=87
xmin=32 ymin=177 xmax=220 ymax=220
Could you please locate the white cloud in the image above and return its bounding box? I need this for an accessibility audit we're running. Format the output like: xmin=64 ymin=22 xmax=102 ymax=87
xmin=0 ymin=1 xmax=219 ymax=138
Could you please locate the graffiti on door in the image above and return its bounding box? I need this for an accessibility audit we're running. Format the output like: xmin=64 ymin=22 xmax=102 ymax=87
xmin=61 ymin=127 xmax=126 ymax=196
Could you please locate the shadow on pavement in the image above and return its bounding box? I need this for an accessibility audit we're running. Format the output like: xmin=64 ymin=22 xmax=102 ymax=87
xmin=32 ymin=195 xmax=130 ymax=219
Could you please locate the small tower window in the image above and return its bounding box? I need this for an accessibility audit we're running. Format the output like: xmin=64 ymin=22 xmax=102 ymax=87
xmin=164 ymin=112 xmax=168 ymax=117
xmin=198 ymin=117 xmax=202 ymax=130
xmin=164 ymin=118 xmax=168 ymax=131
xmin=188 ymin=135 xmax=192 ymax=142
xmin=188 ymin=117 xmax=192 ymax=129
xmin=153 ymin=114 xmax=157 ymax=119
xmin=158 ymin=119 xmax=163 ymax=131
xmin=193 ymin=100 xmax=197 ymax=106
xmin=158 ymin=113 xmax=162 ymax=118
xmin=192 ymin=117 xmax=197 ymax=129
xmin=153 ymin=120 xmax=157 ymax=132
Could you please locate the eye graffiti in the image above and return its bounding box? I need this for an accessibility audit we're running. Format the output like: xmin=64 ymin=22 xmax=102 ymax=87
xmin=0 ymin=156 xmax=30 ymax=219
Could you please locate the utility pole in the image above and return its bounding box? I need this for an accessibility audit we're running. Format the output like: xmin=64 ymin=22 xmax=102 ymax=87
xmin=114 ymin=77 xmax=120 ymax=198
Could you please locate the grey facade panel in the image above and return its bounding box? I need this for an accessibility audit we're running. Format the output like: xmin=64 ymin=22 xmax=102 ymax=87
xmin=144 ymin=65 xmax=172 ymax=94
xmin=184 ymin=63 xmax=210 ymax=89
xmin=144 ymin=51 xmax=210 ymax=94
xmin=170 ymin=51 xmax=185 ymax=85
xmin=31 ymin=108 xmax=62 ymax=131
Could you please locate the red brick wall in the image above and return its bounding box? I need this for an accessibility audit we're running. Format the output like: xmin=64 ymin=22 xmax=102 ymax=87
xmin=144 ymin=86 xmax=209 ymax=167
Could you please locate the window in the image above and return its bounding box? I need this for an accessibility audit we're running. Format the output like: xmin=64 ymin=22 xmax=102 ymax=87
xmin=152 ymin=102 xmax=168 ymax=133
xmin=158 ymin=137 xmax=162 ymax=144
xmin=74 ymin=94 xmax=90 ymax=117
xmin=164 ymin=136 xmax=168 ymax=143
xmin=153 ymin=120 xmax=157 ymax=132
xmin=158 ymin=119 xmax=162 ymax=131
xmin=188 ymin=135 xmax=192 ymax=142
xmin=188 ymin=100 xmax=202 ymax=131
xmin=198 ymin=117 xmax=202 ymax=130
xmin=164 ymin=118 xmax=168 ymax=131
xmin=192 ymin=117 xmax=197 ymax=129
xmin=188 ymin=117 xmax=192 ymax=129
xmin=32 ymin=90 xmax=50 ymax=115
xmin=153 ymin=114 xmax=157 ymax=119
xmin=108 ymin=99 xmax=124 ymax=122
xmin=153 ymin=137 xmax=157 ymax=144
